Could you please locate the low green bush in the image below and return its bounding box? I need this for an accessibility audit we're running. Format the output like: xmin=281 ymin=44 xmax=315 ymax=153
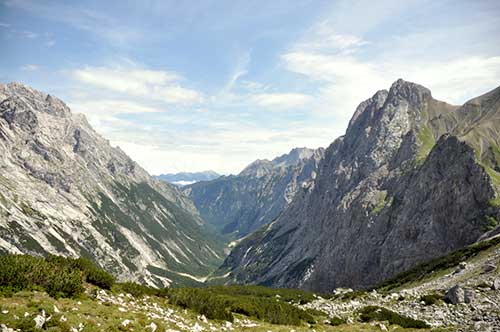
xmin=358 ymin=306 xmax=429 ymax=328
xmin=0 ymin=254 xmax=116 ymax=298
xmin=0 ymin=255 xmax=84 ymax=298
xmin=167 ymin=286 xmax=318 ymax=325
xmin=329 ymin=316 xmax=346 ymax=326
xmin=419 ymin=293 xmax=443 ymax=306
xmin=70 ymin=257 xmax=115 ymax=290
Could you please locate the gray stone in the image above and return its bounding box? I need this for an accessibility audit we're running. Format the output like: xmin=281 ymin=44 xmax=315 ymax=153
xmin=464 ymin=289 xmax=476 ymax=303
xmin=482 ymin=264 xmax=497 ymax=273
xmin=445 ymin=285 xmax=465 ymax=305
xmin=492 ymin=278 xmax=500 ymax=291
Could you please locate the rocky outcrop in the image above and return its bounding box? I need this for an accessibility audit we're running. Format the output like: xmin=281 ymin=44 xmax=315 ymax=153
xmin=184 ymin=147 xmax=324 ymax=238
xmin=216 ymin=79 xmax=500 ymax=292
xmin=0 ymin=82 xmax=224 ymax=287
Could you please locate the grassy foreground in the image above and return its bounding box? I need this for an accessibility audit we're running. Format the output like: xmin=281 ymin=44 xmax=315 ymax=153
xmin=0 ymin=254 xmax=449 ymax=331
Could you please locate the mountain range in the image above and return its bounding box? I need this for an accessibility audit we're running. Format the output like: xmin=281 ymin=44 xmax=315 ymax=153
xmin=1 ymin=79 xmax=499 ymax=296
xmin=155 ymin=171 xmax=220 ymax=186
xmin=213 ymin=79 xmax=500 ymax=292
xmin=0 ymin=82 xmax=224 ymax=287
xmin=184 ymin=147 xmax=324 ymax=238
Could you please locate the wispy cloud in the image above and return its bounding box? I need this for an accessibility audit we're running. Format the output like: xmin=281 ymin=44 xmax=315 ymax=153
xmin=20 ymin=64 xmax=39 ymax=71
xmin=251 ymin=93 xmax=312 ymax=109
xmin=72 ymin=66 xmax=203 ymax=104
xmin=282 ymin=19 xmax=500 ymax=126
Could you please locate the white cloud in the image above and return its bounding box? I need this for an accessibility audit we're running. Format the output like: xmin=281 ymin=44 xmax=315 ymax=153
xmin=111 ymin=123 xmax=332 ymax=175
xmin=294 ymin=21 xmax=368 ymax=53
xmin=20 ymin=64 xmax=39 ymax=71
xmin=70 ymin=99 xmax=164 ymax=116
xmin=281 ymin=20 xmax=500 ymax=128
xmin=251 ymin=93 xmax=313 ymax=109
xmin=72 ymin=66 xmax=203 ymax=104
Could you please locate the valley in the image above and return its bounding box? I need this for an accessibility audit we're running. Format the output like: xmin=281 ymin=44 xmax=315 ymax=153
xmin=0 ymin=80 xmax=499 ymax=331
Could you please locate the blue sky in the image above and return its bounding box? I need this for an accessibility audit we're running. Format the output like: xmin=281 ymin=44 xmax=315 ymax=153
xmin=1 ymin=0 xmax=500 ymax=174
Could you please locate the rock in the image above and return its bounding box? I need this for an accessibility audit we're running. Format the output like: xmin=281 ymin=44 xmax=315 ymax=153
xmin=445 ymin=285 xmax=465 ymax=304
xmin=492 ymin=278 xmax=500 ymax=290
xmin=464 ymin=289 xmax=476 ymax=303
xmin=148 ymin=322 xmax=157 ymax=332
xmin=459 ymin=261 xmax=467 ymax=269
xmin=33 ymin=310 xmax=51 ymax=329
xmin=483 ymin=264 xmax=497 ymax=273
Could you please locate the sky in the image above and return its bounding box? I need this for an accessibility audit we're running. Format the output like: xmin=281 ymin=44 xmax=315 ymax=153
xmin=1 ymin=0 xmax=500 ymax=175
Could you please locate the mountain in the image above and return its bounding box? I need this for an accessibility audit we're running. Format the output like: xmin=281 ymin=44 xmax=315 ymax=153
xmin=215 ymin=79 xmax=500 ymax=292
xmin=0 ymin=82 xmax=225 ymax=287
xmin=155 ymin=170 xmax=220 ymax=186
xmin=183 ymin=147 xmax=324 ymax=238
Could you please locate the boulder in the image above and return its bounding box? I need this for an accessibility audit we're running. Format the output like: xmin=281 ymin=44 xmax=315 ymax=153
xmin=492 ymin=278 xmax=500 ymax=291
xmin=444 ymin=285 xmax=465 ymax=304
xmin=464 ymin=288 xmax=475 ymax=303
xmin=482 ymin=264 xmax=496 ymax=273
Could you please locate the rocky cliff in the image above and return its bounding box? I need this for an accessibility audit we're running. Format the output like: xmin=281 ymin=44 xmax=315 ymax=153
xmin=215 ymin=79 xmax=500 ymax=292
xmin=0 ymin=82 xmax=224 ymax=287
xmin=184 ymin=147 xmax=324 ymax=238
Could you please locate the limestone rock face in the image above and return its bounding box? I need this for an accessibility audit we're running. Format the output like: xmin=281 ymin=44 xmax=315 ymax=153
xmin=0 ymin=82 xmax=224 ymax=287
xmin=216 ymin=79 xmax=500 ymax=292
xmin=184 ymin=147 xmax=324 ymax=238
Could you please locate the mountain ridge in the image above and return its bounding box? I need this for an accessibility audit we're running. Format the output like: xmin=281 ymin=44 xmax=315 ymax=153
xmin=0 ymin=82 xmax=224 ymax=287
xmin=215 ymin=79 xmax=500 ymax=292
xmin=155 ymin=170 xmax=220 ymax=186
xmin=184 ymin=147 xmax=324 ymax=238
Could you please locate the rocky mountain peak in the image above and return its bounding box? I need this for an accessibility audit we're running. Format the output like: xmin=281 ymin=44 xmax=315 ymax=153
xmin=217 ymin=81 xmax=500 ymax=292
xmin=387 ymin=78 xmax=432 ymax=107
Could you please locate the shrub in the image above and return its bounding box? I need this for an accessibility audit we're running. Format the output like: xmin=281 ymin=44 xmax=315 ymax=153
xmin=167 ymin=286 xmax=318 ymax=325
xmin=358 ymin=306 xmax=429 ymax=328
xmin=0 ymin=254 xmax=117 ymax=298
xmin=70 ymin=257 xmax=115 ymax=290
xmin=329 ymin=316 xmax=346 ymax=326
xmin=0 ymin=255 xmax=84 ymax=298
xmin=420 ymin=293 xmax=443 ymax=306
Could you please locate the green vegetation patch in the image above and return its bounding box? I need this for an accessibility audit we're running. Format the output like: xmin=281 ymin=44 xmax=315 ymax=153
xmin=167 ymin=285 xmax=319 ymax=325
xmin=358 ymin=306 xmax=429 ymax=328
xmin=419 ymin=293 xmax=444 ymax=306
xmin=416 ymin=125 xmax=436 ymax=165
xmin=376 ymin=235 xmax=500 ymax=292
xmin=372 ymin=192 xmax=388 ymax=215
xmin=0 ymin=254 xmax=115 ymax=298
xmin=483 ymin=216 xmax=499 ymax=232
xmin=20 ymin=202 xmax=47 ymax=220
